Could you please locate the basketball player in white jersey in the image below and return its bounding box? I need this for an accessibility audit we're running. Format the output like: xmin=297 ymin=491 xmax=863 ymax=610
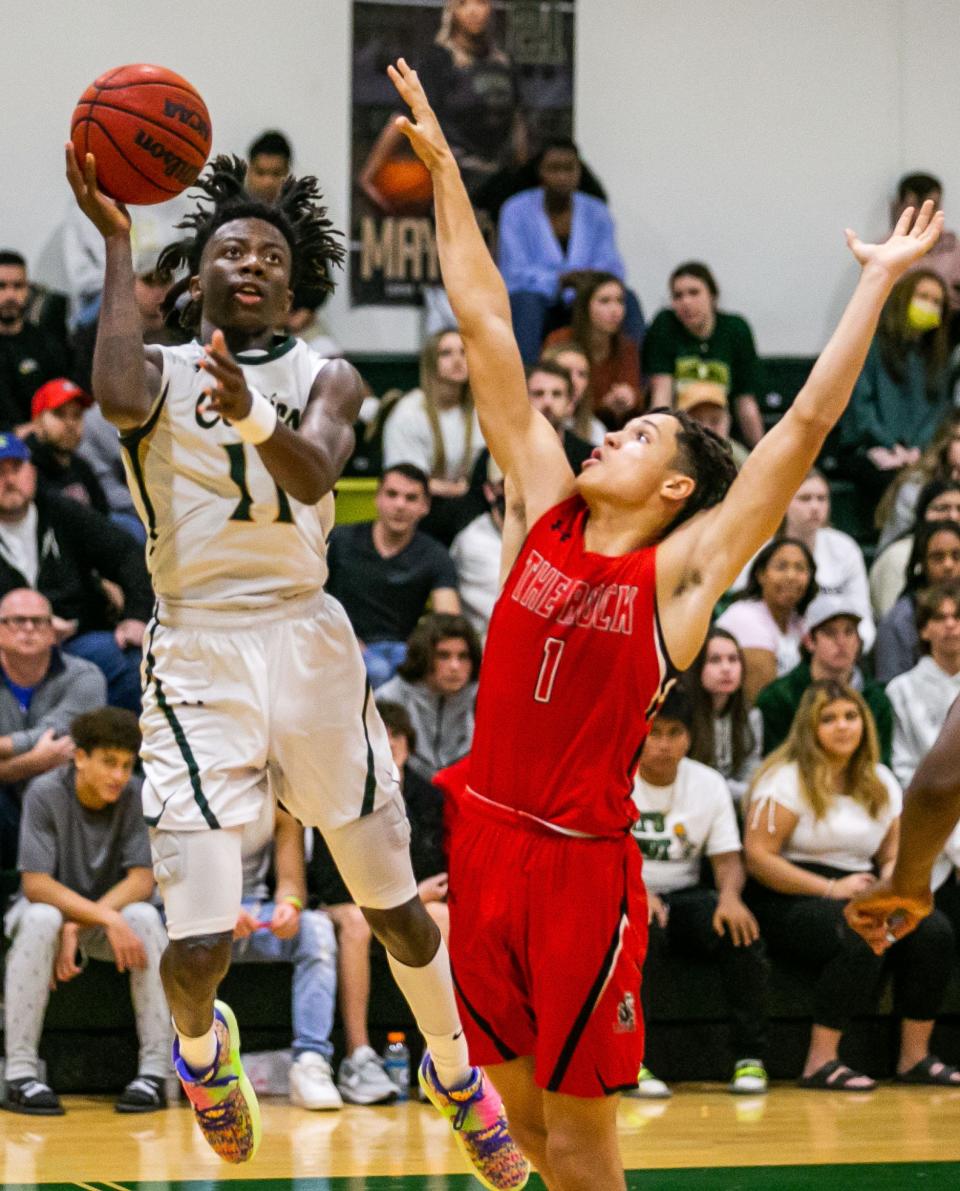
xmin=65 ymin=145 xmax=527 ymax=1189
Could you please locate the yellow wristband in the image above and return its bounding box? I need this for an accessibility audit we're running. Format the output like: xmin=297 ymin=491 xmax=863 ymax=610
xmin=282 ymin=895 xmax=303 ymax=911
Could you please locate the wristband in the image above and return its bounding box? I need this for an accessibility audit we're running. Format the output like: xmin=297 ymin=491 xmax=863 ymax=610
xmin=282 ymin=895 xmax=303 ymax=911
xmin=231 ymin=390 xmax=277 ymax=445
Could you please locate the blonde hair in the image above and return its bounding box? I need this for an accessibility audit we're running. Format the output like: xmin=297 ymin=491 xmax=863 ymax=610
xmin=436 ymin=0 xmax=507 ymax=68
xmin=541 ymin=341 xmax=594 ymax=439
xmin=420 ymin=327 xmax=475 ymax=479
xmin=749 ymin=681 xmax=889 ymax=821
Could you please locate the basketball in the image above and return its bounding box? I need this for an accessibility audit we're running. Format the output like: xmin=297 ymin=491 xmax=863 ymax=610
xmin=70 ymin=63 xmax=212 ymax=206
xmin=373 ymin=156 xmax=433 ymax=216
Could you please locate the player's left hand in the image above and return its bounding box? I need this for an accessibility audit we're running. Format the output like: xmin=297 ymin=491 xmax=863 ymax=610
xmin=846 ymin=198 xmax=944 ymax=277
xmin=387 ymin=58 xmax=454 ymax=173
xmin=270 ymin=900 xmax=301 ymax=940
xmin=200 ymin=329 xmax=254 ymax=422
xmin=712 ymin=894 xmax=760 ymax=947
xmin=844 ymin=878 xmax=934 ymax=955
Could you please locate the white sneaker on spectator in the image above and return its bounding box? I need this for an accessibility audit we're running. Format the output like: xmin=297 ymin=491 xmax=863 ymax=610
xmin=626 ymin=1066 xmax=672 ymax=1099
xmin=289 ymin=1053 xmax=343 ymax=1111
xmin=729 ymin=1058 xmax=768 ymax=1095
xmin=336 ymin=1046 xmax=398 ymax=1105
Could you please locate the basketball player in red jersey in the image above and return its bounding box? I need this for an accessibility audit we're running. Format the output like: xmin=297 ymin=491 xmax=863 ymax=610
xmin=387 ymin=59 xmax=942 ymax=1190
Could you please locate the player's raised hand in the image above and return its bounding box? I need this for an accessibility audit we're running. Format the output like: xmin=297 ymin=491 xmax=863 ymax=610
xmin=64 ymin=143 xmax=131 ymax=239
xmin=844 ymin=878 xmax=934 ymax=956
xmin=387 ymin=58 xmax=453 ymax=172
xmin=200 ymin=329 xmax=254 ymax=422
xmin=845 ymin=198 xmax=944 ymax=277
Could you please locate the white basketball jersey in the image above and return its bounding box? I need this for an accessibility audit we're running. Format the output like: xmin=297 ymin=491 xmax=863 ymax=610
xmin=121 ymin=337 xmax=335 ymax=612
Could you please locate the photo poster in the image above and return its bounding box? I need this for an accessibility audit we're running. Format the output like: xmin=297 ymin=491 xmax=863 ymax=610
xmin=350 ymin=0 xmax=576 ymax=306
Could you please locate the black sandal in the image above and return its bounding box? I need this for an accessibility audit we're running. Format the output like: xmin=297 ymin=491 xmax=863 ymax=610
xmin=896 ymin=1056 xmax=960 ymax=1086
xmin=798 ymin=1060 xmax=877 ymax=1091
xmin=116 ymin=1073 xmax=167 ymax=1113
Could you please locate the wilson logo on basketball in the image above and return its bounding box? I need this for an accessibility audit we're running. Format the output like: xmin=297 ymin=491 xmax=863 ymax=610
xmin=163 ymin=99 xmax=211 ymax=143
xmin=133 ymin=129 xmax=199 ymax=184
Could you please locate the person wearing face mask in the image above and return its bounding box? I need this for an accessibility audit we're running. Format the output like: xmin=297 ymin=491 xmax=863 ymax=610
xmin=643 ymin=262 xmax=765 ymax=448
xmin=745 ymin=681 xmax=958 ymax=1091
xmin=716 ymin=538 xmax=818 ymax=703
xmin=869 ymin=477 xmax=960 ymax=617
xmin=874 ymin=521 xmax=960 ymax=683
xmin=840 ymin=270 xmax=951 ymax=526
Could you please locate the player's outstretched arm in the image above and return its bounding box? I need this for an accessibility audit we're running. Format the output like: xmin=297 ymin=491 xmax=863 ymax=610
xmin=846 ymin=694 xmax=960 ymax=953
xmin=64 ymin=145 xmax=161 ymax=430
xmin=662 ymin=202 xmax=943 ymax=633
xmin=387 ymin=58 xmax=573 ymax=522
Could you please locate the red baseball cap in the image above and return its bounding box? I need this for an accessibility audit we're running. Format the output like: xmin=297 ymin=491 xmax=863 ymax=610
xmin=31 ymin=378 xmax=93 ymax=421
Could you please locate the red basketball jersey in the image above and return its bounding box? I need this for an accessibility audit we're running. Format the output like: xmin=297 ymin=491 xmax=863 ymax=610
xmin=468 ymin=494 xmax=676 ymax=837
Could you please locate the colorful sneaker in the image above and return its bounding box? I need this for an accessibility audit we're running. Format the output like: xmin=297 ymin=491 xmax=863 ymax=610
xmin=419 ymin=1052 xmax=529 ymax=1191
xmin=627 ymin=1065 xmax=672 ymax=1099
xmin=173 ymin=1000 xmax=262 ymax=1164
xmin=730 ymin=1058 xmax=768 ymax=1095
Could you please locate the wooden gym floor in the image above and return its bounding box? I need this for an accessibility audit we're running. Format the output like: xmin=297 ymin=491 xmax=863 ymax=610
xmin=4 ymin=1084 xmax=960 ymax=1189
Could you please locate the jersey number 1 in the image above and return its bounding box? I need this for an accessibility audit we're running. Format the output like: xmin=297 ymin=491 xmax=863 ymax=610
xmin=223 ymin=443 xmax=293 ymax=524
xmin=534 ymin=637 xmax=565 ymax=703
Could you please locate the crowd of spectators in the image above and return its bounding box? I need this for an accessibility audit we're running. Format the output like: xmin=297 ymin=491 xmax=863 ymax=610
xmin=4 ymin=116 xmax=960 ymax=1116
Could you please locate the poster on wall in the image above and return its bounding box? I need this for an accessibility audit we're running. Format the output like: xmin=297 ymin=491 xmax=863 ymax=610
xmin=350 ymin=0 xmax=576 ymax=307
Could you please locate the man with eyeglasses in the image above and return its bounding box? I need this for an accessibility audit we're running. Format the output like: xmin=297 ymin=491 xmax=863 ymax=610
xmin=0 ymin=588 xmax=106 ymax=869
xmin=0 ymin=433 xmax=151 ymax=712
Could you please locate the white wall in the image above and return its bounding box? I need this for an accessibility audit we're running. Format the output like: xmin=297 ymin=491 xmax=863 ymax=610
xmin=3 ymin=0 xmax=960 ymax=356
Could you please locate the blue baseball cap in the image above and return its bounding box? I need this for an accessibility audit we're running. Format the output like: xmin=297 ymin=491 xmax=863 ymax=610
xmin=0 ymin=434 xmax=30 ymax=463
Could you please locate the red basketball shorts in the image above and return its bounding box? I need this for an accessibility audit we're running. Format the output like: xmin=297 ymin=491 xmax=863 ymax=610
xmin=447 ymin=796 xmax=648 ymax=1098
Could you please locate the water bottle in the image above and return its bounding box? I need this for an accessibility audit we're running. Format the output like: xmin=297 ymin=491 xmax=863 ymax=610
xmin=383 ymin=1031 xmax=410 ymax=1100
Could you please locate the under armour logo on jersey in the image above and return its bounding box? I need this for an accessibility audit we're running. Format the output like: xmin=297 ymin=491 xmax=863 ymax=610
xmin=550 ymin=518 xmax=572 ymax=542
xmin=614 ymin=991 xmax=637 ymax=1034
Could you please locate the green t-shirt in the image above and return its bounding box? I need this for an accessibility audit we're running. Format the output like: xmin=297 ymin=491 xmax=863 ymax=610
xmin=642 ymin=309 xmax=762 ymax=399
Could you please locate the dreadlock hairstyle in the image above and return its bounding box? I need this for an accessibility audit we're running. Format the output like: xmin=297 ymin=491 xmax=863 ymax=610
xmin=157 ymin=155 xmax=344 ymax=331
xmin=650 ymin=406 xmax=739 ymax=534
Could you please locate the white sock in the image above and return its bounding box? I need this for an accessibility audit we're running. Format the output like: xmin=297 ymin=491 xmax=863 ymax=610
xmin=387 ymin=941 xmax=472 ymax=1088
xmin=175 ymin=1020 xmax=218 ymax=1074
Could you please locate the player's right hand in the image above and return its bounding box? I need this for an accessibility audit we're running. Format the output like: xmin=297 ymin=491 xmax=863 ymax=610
xmin=387 ymin=58 xmax=454 ymax=173
xmin=844 ymin=878 xmax=934 ymax=956
xmin=64 ymin=143 xmax=131 ymax=239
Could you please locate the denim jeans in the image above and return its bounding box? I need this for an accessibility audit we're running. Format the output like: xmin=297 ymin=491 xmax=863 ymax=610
xmin=363 ymin=640 xmax=408 ymax=690
xmin=63 ymin=631 xmax=142 ymax=713
xmin=231 ymin=902 xmax=337 ymax=1058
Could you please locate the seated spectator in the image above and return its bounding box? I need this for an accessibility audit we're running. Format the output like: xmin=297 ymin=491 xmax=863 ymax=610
xmin=0 ymin=435 xmax=151 ymax=711
xmin=525 ymin=361 xmax=593 ymax=471
xmin=675 ymin=378 xmax=749 ymax=468
xmin=233 ymin=800 xmax=341 ymax=1111
xmin=839 ymin=270 xmax=951 ymax=519
xmin=876 ymin=409 xmax=960 ymax=550
xmin=540 ymin=341 xmax=606 ymax=445
xmin=381 ymin=329 xmax=484 ymax=543
xmin=3 ymin=708 xmax=172 ymax=1115
xmin=327 ymin=464 xmax=460 ymax=688
xmin=498 ymin=138 xmax=642 ymax=362
xmin=246 ymin=129 xmax=292 ymax=203
xmin=0 ymin=251 xmax=72 ymax=434
xmin=450 ymin=455 xmax=504 ymax=641
xmin=684 ymin=628 xmax=762 ymax=805
xmin=874 ymin=520 xmax=960 ymax=684
xmin=716 ymin=538 xmax=817 ymax=702
xmin=643 ymin=261 xmax=764 ymax=447
xmin=756 ymin=593 xmax=893 ymax=763
xmin=888 ymin=581 xmax=960 ymax=787
xmin=310 ymin=700 xmax=448 ymax=1105
xmin=25 ymin=379 xmax=107 ymax=513
xmin=870 ymin=477 xmax=960 ymax=617
xmin=630 ymin=688 xmax=769 ymax=1099
xmin=544 ymin=272 xmax=642 ymax=430
xmin=77 ymin=402 xmax=146 ymax=544
xmin=0 ymin=588 xmax=106 ymax=870
xmin=378 ymin=614 xmax=480 ymax=781
xmin=892 ymin=172 xmax=960 ymax=336
xmin=745 ymin=681 xmax=958 ymax=1090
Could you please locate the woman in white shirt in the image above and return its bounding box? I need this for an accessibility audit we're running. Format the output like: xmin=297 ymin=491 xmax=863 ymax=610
xmin=745 ymin=681 xmax=957 ymax=1090
xmin=716 ymin=538 xmax=816 ymax=703
xmin=684 ymin=628 xmax=762 ymax=806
